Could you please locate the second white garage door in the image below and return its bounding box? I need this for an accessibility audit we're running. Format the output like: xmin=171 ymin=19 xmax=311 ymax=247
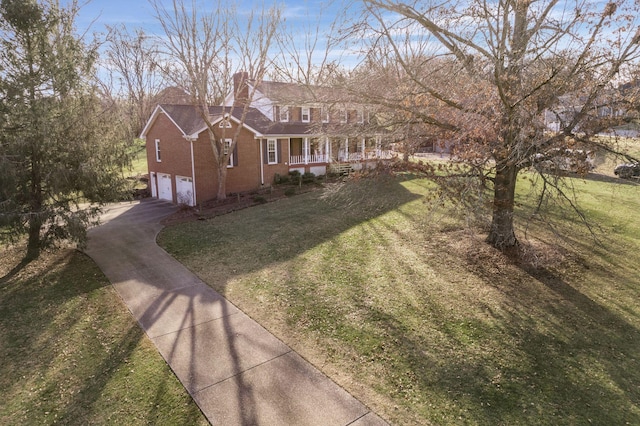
xmin=175 ymin=175 xmax=195 ymax=206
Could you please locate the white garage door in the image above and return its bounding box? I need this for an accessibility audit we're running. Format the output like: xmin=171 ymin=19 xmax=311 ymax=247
xmin=157 ymin=173 xmax=173 ymax=202
xmin=175 ymin=176 xmax=195 ymax=206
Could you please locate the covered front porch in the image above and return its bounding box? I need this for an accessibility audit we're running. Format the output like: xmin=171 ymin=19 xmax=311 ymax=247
xmin=288 ymin=136 xmax=393 ymax=169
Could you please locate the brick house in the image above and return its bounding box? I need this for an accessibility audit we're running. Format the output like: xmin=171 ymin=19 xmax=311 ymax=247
xmin=140 ymin=73 xmax=393 ymax=205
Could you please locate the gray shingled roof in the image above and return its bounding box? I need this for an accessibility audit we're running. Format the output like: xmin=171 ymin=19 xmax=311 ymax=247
xmin=254 ymin=80 xmax=339 ymax=104
xmin=160 ymin=104 xmax=318 ymax=137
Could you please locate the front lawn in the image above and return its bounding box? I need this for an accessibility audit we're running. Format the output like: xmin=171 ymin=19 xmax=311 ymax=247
xmin=0 ymin=247 xmax=207 ymax=425
xmin=159 ymin=170 xmax=640 ymax=425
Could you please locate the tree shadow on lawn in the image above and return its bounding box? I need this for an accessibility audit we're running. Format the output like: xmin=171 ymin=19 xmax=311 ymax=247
xmin=316 ymin=220 xmax=640 ymax=424
xmin=160 ymin=174 xmax=423 ymax=284
xmin=449 ymin=237 xmax=640 ymax=424
xmin=159 ymin=173 xmax=640 ymax=424
xmin=0 ymin=248 xmax=204 ymax=425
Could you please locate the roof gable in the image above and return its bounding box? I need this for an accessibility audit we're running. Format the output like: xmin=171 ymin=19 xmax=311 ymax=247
xmin=140 ymin=105 xmax=190 ymax=139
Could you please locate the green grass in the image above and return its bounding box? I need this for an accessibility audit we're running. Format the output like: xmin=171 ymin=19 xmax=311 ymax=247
xmin=0 ymin=247 xmax=207 ymax=426
xmin=158 ymin=170 xmax=640 ymax=425
xmin=127 ymin=139 xmax=148 ymax=177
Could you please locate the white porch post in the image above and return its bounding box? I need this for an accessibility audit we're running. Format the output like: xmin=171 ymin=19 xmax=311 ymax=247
xmin=325 ymin=137 xmax=329 ymax=162
xmin=304 ymin=137 xmax=309 ymax=164
xmin=361 ymin=137 xmax=365 ymax=159
xmin=345 ymin=137 xmax=349 ymax=161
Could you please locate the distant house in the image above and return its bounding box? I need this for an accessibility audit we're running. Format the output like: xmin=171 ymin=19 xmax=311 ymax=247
xmin=140 ymin=73 xmax=393 ymax=205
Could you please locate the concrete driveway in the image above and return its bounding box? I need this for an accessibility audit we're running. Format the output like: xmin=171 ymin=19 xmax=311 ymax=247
xmin=85 ymin=198 xmax=388 ymax=426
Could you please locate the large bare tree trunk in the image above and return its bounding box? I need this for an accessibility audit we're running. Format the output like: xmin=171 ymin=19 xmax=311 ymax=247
xmin=216 ymin=162 xmax=227 ymax=200
xmin=486 ymin=163 xmax=518 ymax=249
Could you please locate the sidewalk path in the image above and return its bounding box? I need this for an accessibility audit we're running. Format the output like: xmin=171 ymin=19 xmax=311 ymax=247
xmin=86 ymin=199 xmax=388 ymax=426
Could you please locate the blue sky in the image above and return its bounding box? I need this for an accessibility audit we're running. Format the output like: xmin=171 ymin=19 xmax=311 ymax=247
xmin=69 ymin=0 xmax=363 ymax=72
xmin=73 ymin=0 xmax=350 ymax=37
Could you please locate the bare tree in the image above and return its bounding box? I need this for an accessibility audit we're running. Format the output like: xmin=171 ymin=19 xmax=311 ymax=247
xmin=355 ymin=0 xmax=640 ymax=249
xmin=151 ymin=0 xmax=282 ymax=200
xmin=270 ymin=3 xmax=345 ymax=87
xmin=104 ymin=25 xmax=166 ymax=138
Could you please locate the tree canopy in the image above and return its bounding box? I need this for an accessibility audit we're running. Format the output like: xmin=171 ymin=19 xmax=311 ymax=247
xmin=355 ymin=0 xmax=640 ymax=248
xmin=0 ymin=0 xmax=130 ymax=261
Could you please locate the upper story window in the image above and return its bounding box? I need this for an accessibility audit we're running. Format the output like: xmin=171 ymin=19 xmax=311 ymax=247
xmin=219 ymin=119 xmax=232 ymax=128
xmin=155 ymin=139 xmax=161 ymax=162
xmin=279 ymin=105 xmax=289 ymax=122
xmin=301 ymin=107 xmax=310 ymax=123
xmin=340 ymin=108 xmax=348 ymax=123
xmin=321 ymin=107 xmax=330 ymax=123
xmin=357 ymin=109 xmax=365 ymax=124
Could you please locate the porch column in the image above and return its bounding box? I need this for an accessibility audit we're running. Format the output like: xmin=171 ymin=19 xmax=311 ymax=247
xmin=304 ymin=137 xmax=309 ymax=164
xmin=345 ymin=137 xmax=349 ymax=161
xmin=361 ymin=137 xmax=365 ymax=160
xmin=325 ymin=137 xmax=329 ymax=162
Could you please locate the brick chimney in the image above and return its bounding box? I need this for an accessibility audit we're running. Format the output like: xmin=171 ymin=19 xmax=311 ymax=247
xmin=233 ymin=71 xmax=250 ymax=107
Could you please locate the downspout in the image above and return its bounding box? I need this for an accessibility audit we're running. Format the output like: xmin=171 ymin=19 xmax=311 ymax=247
xmin=188 ymin=137 xmax=197 ymax=206
xmin=259 ymin=138 xmax=264 ymax=185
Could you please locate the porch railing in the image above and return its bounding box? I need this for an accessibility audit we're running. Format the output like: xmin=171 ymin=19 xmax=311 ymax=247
xmin=289 ymin=154 xmax=329 ymax=164
xmin=290 ymin=150 xmax=395 ymax=165
xmin=337 ymin=150 xmax=395 ymax=162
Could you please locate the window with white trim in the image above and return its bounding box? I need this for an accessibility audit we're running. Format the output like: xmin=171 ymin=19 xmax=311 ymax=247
xmin=279 ymin=106 xmax=289 ymax=122
xmin=223 ymin=138 xmax=233 ymax=167
xmin=321 ymin=107 xmax=330 ymax=123
xmin=301 ymin=107 xmax=310 ymax=123
xmin=340 ymin=108 xmax=348 ymax=123
xmin=267 ymin=139 xmax=277 ymax=164
xmin=357 ymin=109 xmax=365 ymax=124
xmin=155 ymin=139 xmax=161 ymax=162
xmin=219 ymin=120 xmax=232 ymax=128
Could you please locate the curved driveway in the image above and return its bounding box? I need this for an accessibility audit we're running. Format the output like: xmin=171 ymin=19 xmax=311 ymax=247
xmin=85 ymin=199 xmax=387 ymax=426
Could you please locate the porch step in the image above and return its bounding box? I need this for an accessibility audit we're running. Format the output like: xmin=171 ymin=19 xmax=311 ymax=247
xmin=329 ymin=163 xmax=353 ymax=175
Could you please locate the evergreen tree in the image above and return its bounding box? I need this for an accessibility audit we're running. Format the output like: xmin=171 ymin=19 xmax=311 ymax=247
xmin=0 ymin=0 xmax=130 ymax=261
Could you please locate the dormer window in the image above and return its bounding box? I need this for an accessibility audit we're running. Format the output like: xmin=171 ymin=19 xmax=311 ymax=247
xmin=357 ymin=109 xmax=365 ymax=124
xmin=279 ymin=106 xmax=289 ymax=122
xmin=219 ymin=119 xmax=232 ymax=128
xmin=301 ymin=107 xmax=310 ymax=123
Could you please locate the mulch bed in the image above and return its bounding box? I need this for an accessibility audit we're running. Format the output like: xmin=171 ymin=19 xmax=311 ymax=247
xmin=160 ymin=185 xmax=311 ymax=226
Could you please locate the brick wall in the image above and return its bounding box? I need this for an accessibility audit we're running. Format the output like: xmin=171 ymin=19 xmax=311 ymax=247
xmin=146 ymin=110 xmax=300 ymax=204
xmin=145 ymin=113 xmax=193 ymax=203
